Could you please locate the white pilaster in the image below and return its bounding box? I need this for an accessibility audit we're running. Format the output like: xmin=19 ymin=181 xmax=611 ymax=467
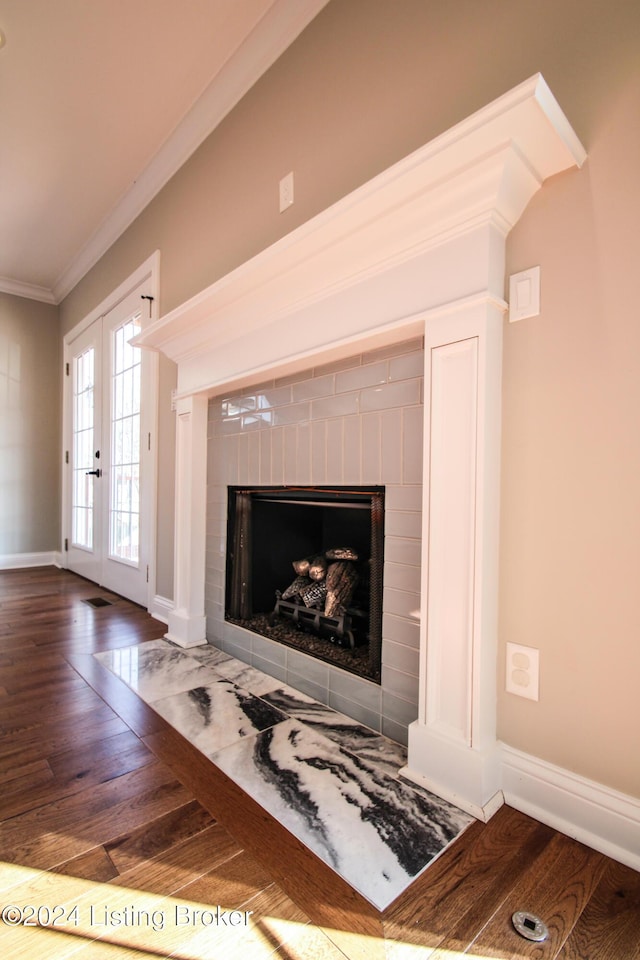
xmin=404 ymin=298 xmax=504 ymax=820
xmin=165 ymin=393 xmax=208 ymax=647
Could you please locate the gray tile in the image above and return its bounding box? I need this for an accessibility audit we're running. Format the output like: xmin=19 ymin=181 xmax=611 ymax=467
xmin=251 ymin=632 xmax=287 ymax=667
xmin=286 ymin=648 xmax=330 ymax=687
xmin=285 ymin=670 xmax=330 ymax=705
xmin=327 ymin=690 xmax=382 ymax=732
xmin=329 ymin=667 xmax=382 ymax=712
xmin=382 ymin=614 xmax=421 ymax=650
xmin=382 ymin=687 xmax=420 ymax=724
xmin=381 ymin=665 xmax=419 ymax=704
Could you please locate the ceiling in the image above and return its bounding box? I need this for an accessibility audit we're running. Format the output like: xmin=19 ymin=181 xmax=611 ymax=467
xmin=0 ymin=0 xmax=327 ymax=305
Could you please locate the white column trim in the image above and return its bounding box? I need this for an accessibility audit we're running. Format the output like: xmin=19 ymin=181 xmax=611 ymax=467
xmin=405 ymin=297 xmax=504 ymax=819
xmin=165 ymin=393 xmax=208 ymax=648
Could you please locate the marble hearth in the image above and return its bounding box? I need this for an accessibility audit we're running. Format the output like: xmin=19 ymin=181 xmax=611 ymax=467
xmin=136 ymin=75 xmax=585 ymax=819
xmin=95 ymin=638 xmax=473 ymax=911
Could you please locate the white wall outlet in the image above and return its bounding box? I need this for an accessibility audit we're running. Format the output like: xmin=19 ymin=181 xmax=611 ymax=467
xmin=509 ymin=265 xmax=540 ymax=322
xmin=506 ymin=642 xmax=540 ymax=701
xmin=279 ymin=171 xmax=294 ymax=212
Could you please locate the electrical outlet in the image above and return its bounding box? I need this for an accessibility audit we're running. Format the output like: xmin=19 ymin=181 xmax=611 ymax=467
xmin=506 ymin=642 xmax=539 ymax=701
xmin=279 ymin=171 xmax=294 ymax=212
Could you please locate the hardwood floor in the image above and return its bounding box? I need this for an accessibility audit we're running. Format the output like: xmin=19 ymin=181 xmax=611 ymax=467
xmin=1 ymin=567 xmax=638 ymax=959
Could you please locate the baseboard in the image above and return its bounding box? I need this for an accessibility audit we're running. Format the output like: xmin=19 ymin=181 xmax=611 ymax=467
xmin=149 ymin=594 xmax=174 ymax=625
xmin=0 ymin=551 xmax=61 ymax=570
xmin=501 ymin=742 xmax=640 ymax=872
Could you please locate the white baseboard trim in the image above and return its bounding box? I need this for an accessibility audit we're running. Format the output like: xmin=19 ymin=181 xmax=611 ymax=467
xmin=501 ymin=742 xmax=640 ymax=872
xmin=150 ymin=595 xmax=174 ymax=625
xmin=0 ymin=551 xmax=61 ymax=570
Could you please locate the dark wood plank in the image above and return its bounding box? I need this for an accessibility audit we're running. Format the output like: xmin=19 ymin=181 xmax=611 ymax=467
xmin=0 ymin=760 xmax=191 ymax=868
xmin=0 ymin=733 xmax=154 ymax=819
xmin=51 ymin=845 xmax=120 ymax=882
xmin=383 ymin=805 xmax=556 ymax=949
xmin=447 ymin=832 xmax=607 ymax=959
xmin=104 ymin=798 xmax=216 ymax=874
xmin=1 ymin=567 xmax=637 ymax=960
xmin=557 ymin=859 xmax=640 ymax=959
xmin=178 ymin=848 xmax=276 ymax=909
xmin=109 ymin=823 xmax=243 ymax=894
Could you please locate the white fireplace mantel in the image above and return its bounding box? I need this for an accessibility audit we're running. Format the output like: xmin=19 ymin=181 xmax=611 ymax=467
xmin=136 ymin=74 xmax=584 ymax=398
xmin=137 ymin=75 xmax=585 ymax=820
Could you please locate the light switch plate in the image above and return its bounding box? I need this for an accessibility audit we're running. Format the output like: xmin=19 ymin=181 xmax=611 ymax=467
xmin=279 ymin=171 xmax=294 ymax=212
xmin=509 ymin=266 xmax=540 ymax=322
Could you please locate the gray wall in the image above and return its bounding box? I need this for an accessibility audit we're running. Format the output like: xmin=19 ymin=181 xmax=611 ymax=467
xmin=0 ymin=293 xmax=60 ymax=556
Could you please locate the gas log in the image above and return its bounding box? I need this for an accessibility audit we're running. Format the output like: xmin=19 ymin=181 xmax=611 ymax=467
xmin=281 ymin=549 xmax=359 ymax=618
xmin=325 ymin=561 xmax=359 ymax=617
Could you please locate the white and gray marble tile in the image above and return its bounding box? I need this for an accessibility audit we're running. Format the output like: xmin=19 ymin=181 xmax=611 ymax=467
xmin=95 ymin=640 xmax=473 ymax=911
xmin=181 ymin=643 xmax=233 ymax=668
xmin=211 ymin=718 xmax=472 ymax=911
xmin=152 ymin=679 xmax=288 ymax=756
xmin=259 ymin=686 xmax=408 ymax=776
xmin=209 ymin=658 xmax=284 ymax=697
xmin=94 ymin=639 xmax=219 ymax=702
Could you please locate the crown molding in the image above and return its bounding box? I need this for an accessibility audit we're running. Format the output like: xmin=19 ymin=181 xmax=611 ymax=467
xmin=0 ymin=275 xmax=57 ymax=305
xmin=15 ymin=0 xmax=327 ymax=306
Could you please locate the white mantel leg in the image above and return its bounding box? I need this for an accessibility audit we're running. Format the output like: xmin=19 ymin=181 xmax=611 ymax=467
xmin=404 ymin=297 xmax=504 ymax=821
xmin=165 ymin=393 xmax=208 ymax=648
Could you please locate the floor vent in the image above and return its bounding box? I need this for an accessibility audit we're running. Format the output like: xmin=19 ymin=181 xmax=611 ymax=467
xmin=83 ymin=597 xmax=113 ymax=608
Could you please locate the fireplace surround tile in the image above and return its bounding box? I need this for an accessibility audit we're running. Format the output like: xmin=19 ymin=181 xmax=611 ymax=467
xmin=382 ymin=664 xmax=420 ymax=704
xmin=382 ymin=640 xmax=420 ymax=677
xmin=292 ymin=372 xmax=335 ymax=401
xmin=206 ymin=339 xmax=425 ymax=741
xmin=385 ymin=560 xmax=421 ymax=595
xmin=383 ymin=689 xmax=422 ymax=727
xmin=287 ymin=671 xmax=330 ymax=706
xmin=251 ymin=632 xmax=287 ymax=667
xmin=252 ymin=654 xmax=287 ymax=684
xmin=327 ymin=690 xmax=381 ymax=733
xmin=385 ymin=509 xmax=421 ymax=539
xmin=287 ymin=648 xmax=330 ymax=689
xmin=383 ymin=612 xmax=420 ymax=649
xmin=360 ymin=377 xmax=421 ymax=413
xmin=402 ymin=406 xmax=423 ymax=483
xmin=389 ymin=350 xmax=425 ymax=382
xmin=381 ymin=408 xmax=402 ymax=483
xmin=335 ymin=359 xmax=387 ymax=393
xmin=311 ymin=390 xmax=359 ymax=420
xmin=385 ymin=483 xmax=422 ymax=512
xmin=329 ymin=667 xmax=382 ymax=712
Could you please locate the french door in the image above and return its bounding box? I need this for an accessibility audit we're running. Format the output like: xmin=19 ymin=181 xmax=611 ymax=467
xmin=66 ymin=282 xmax=153 ymax=606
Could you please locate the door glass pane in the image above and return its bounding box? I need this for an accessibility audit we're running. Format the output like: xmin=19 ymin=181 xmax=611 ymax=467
xmin=72 ymin=347 xmax=94 ymax=549
xmin=109 ymin=316 xmax=141 ymax=564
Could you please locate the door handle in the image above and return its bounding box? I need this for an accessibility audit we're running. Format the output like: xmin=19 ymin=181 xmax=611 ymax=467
xmin=86 ymin=469 xmax=101 ymax=477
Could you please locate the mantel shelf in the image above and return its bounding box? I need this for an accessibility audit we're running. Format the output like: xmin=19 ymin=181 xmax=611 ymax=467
xmin=135 ymin=73 xmax=584 ymax=397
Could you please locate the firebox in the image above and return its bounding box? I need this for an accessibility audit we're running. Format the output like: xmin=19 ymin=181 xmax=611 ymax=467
xmin=225 ymin=486 xmax=384 ymax=682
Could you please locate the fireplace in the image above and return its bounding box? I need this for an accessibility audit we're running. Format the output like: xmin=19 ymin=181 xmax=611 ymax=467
xmin=137 ymin=75 xmax=585 ymax=817
xmin=225 ymin=485 xmax=385 ymax=681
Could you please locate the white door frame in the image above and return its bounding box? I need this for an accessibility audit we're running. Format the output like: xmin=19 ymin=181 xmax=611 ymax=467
xmin=62 ymin=252 xmax=161 ymax=609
